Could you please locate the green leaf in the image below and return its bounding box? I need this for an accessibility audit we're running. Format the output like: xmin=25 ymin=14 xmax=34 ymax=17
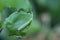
xmin=2 ymin=7 xmax=17 ymax=21
xmin=2 ymin=11 xmax=32 ymax=35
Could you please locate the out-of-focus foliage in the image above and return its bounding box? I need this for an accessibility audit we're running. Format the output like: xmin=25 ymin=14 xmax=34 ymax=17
xmin=27 ymin=20 xmax=41 ymax=34
xmin=0 ymin=0 xmax=32 ymax=12
xmin=32 ymin=0 xmax=60 ymax=27
xmin=36 ymin=0 xmax=47 ymax=6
